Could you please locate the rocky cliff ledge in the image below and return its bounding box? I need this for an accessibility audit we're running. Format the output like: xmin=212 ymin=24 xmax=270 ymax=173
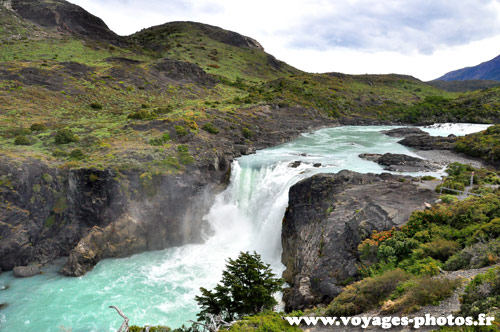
xmin=281 ymin=171 xmax=436 ymax=311
xmin=0 ymin=105 xmax=334 ymax=277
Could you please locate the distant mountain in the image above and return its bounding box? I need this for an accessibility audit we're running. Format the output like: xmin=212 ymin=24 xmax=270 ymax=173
xmin=436 ymin=54 xmax=500 ymax=81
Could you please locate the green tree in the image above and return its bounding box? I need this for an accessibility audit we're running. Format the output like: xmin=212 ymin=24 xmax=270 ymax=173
xmin=195 ymin=252 xmax=283 ymax=322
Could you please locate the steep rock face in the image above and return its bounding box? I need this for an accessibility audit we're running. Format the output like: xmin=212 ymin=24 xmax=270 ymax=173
xmin=281 ymin=171 xmax=436 ymax=311
xmin=10 ymin=0 xmax=125 ymax=44
xmin=0 ymin=157 xmax=224 ymax=275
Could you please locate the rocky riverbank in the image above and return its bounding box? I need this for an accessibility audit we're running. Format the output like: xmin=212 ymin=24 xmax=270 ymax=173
xmin=0 ymin=105 xmax=335 ymax=276
xmin=281 ymin=171 xmax=437 ymax=311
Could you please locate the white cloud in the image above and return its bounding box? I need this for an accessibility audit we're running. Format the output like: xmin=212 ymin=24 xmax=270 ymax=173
xmin=68 ymin=0 xmax=500 ymax=81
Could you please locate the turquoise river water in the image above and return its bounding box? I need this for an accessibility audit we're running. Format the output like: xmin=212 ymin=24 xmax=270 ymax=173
xmin=0 ymin=124 xmax=490 ymax=331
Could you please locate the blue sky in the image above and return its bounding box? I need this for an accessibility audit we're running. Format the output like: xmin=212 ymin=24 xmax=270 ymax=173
xmin=69 ymin=0 xmax=500 ymax=81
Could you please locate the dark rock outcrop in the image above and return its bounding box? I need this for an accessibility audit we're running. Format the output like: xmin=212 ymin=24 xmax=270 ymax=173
xmin=359 ymin=153 xmax=442 ymax=172
xmin=380 ymin=127 xmax=458 ymax=150
xmin=381 ymin=127 xmax=427 ymax=137
xmin=153 ymin=58 xmax=217 ymax=87
xmin=281 ymin=171 xmax=436 ymax=311
xmin=13 ymin=265 xmax=40 ymax=278
xmin=11 ymin=0 xmax=125 ymax=45
xmin=398 ymin=134 xmax=457 ymax=150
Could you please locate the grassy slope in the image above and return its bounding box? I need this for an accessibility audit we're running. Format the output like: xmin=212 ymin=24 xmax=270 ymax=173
xmin=0 ymin=4 xmax=499 ymax=173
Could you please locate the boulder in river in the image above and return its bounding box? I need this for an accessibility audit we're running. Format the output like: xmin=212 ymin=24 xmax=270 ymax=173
xmin=13 ymin=265 xmax=41 ymax=278
xmin=398 ymin=135 xmax=457 ymax=150
xmin=381 ymin=127 xmax=428 ymax=137
xmin=359 ymin=153 xmax=442 ymax=172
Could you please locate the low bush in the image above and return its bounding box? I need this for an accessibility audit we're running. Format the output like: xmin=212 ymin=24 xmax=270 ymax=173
xmin=175 ymin=125 xmax=188 ymax=137
xmin=383 ymin=277 xmax=461 ymax=313
xmin=202 ymin=122 xmax=219 ymax=134
xmin=128 ymin=110 xmax=158 ymax=120
xmin=444 ymin=240 xmax=500 ymax=271
xmin=54 ymin=129 xmax=79 ymax=144
xmin=228 ymin=312 xmax=301 ymax=332
xmin=69 ymin=149 xmax=85 ymax=160
xmin=149 ymin=132 xmax=170 ymax=146
xmin=242 ymin=127 xmax=253 ymax=139
xmin=90 ymin=102 xmax=103 ymax=110
xmin=14 ymin=135 xmax=32 ymax=145
xmin=30 ymin=123 xmax=47 ymax=131
xmin=460 ymin=267 xmax=500 ymax=320
xmin=421 ymin=239 xmax=460 ymax=261
xmin=178 ymin=145 xmax=194 ymax=165
xmin=325 ymin=269 xmax=410 ymax=316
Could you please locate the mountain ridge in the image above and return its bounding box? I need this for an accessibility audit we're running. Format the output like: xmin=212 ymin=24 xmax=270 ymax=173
xmin=436 ymin=53 xmax=500 ymax=82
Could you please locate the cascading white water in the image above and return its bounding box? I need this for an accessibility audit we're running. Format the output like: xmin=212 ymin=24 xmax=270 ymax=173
xmin=0 ymin=124 xmax=491 ymax=332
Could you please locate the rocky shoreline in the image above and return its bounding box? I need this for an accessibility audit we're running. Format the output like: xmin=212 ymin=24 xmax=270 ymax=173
xmin=280 ymin=126 xmax=492 ymax=312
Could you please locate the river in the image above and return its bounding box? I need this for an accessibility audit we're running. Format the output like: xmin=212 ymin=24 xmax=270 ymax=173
xmin=0 ymin=124 xmax=490 ymax=331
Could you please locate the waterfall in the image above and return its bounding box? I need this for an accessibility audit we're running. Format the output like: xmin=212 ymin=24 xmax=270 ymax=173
xmin=0 ymin=124 xmax=489 ymax=332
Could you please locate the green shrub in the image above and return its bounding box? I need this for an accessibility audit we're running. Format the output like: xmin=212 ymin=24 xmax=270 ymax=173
xmin=460 ymin=267 xmax=500 ymax=319
xmin=202 ymin=122 xmax=219 ymax=134
xmin=149 ymin=132 xmax=171 ymax=146
xmin=52 ymin=149 xmax=68 ymax=157
xmin=440 ymin=194 xmax=459 ymax=204
xmin=129 ymin=326 xmax=171 ymax=332
xmin=385 ymin=276 xmax=461 ymax=313
xmin=325 ymin=269 xmax=410 ymax=316
xmin=69 ymin=149 xmax=85 ymax=160
xmin=177 ymin=145 xmax=194 ymax=165
xmin=242 ymin=127 xmax=253 ymax=139
xmin=470 ymin=218 xmax=500 ymax=243
xmin=400 ymin=257 xmax=441 ymax=276
xmin=420 ymin=175 xmax=437 ymax=181
xmin=228 ymin=312 xmax=301 ymax=332
xmin=54 ymin=129 xmax=79 ymax=144
xmin=444 ymin=240 xmax=500 ymax=271
xmin=30 ymin=123 xmax=47 ymax=131
xmin=14 ymin=135 xmax=32 ymax=145
xmin=421 ymin=239 xmax=460 ymax=261
xmin=128 ymin=110 xmax=157 ymax=120
xmin=90 ymin=102 xmax=103 ymax=110
xmin=175 ymin=125 xmax=188 ymax=137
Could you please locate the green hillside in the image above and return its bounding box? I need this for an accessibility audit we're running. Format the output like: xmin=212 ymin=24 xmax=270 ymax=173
xmin=0 ymin=0 xmax=499 ymax=172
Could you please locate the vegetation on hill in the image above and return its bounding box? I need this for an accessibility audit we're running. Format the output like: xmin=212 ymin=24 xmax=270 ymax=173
xmin=427 ymin=80 xmax=500 ymax=93
xmin=455 ymin=124 xmax=500 ymax=166
xmin=1 ymin=1 xmax=500 ymax=174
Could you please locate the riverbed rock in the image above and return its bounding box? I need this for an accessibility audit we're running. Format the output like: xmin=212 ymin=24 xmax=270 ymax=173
xmin=398 ymin=134 xmax=457 ymax=150
xmin=13 ymin=265 xmax=40 ymax=278
xmin=381 ymin=127 xmax=428 ymax=137
xmin=289 ymin=161 xmax=302 ymax=168
xmin=281 ymin=170 xmax=437 ymax=311
xmin=359 ymin=153 xmax=442 ymax=172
